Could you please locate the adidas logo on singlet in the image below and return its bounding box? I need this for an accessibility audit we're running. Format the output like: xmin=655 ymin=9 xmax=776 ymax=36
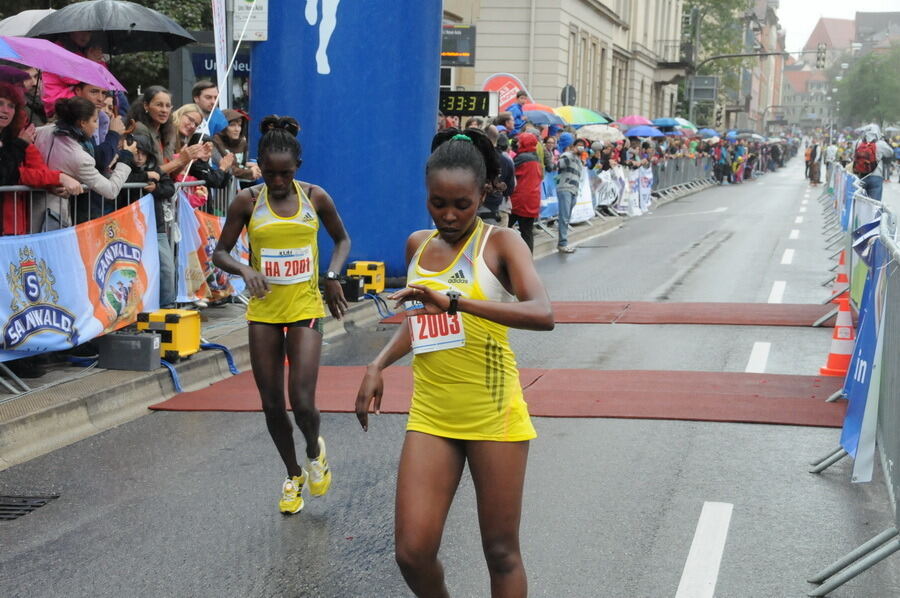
xmin=302 ymin=211 xmax=315 ymax=222
xmin=447 ymin=269 xmax=468 ymax=284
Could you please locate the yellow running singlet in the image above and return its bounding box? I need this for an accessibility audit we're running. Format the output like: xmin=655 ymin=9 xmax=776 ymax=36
xmin=245 ymin=181 xmax=326 ymax=323
xmin=406 ymin=219 xmax=537 ymax=442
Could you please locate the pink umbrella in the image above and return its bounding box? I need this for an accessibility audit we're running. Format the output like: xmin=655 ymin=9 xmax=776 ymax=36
xmin=1 ymin=35 xmax=125 ymax=91
xmin=617 ymin=114 xmax=653 ymax=126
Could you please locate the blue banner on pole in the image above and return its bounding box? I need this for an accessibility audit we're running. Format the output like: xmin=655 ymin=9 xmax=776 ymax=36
xmin=840 ymin=238 xmax=885 ymax=458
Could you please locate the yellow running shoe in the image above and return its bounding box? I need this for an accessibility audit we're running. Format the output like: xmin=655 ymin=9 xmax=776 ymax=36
xmin=278 ymin=473 xmax=306 ymax=514
xmin=306 ymin=437 xmax=332 ymax=497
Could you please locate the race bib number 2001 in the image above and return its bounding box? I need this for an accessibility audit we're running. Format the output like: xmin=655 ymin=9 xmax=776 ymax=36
xmin=408 ymin=306 xmax=465 ymax=355
xmin=260 ymin=246 xmax=312 ymax=284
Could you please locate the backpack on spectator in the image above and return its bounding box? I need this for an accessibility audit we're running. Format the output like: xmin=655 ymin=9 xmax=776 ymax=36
xmin=853 ymin=141 xmax=878 ymax=176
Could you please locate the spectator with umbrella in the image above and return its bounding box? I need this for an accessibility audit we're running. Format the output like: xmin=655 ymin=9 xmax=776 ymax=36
xmin=0 ymin=81 xmax=81 ymax=235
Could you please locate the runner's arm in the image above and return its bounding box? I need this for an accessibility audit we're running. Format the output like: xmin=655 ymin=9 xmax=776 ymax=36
xmin=355 ymin=232 xmax=427 ymax=430
xmin=395 ymin=228 xmax=554 ymax=331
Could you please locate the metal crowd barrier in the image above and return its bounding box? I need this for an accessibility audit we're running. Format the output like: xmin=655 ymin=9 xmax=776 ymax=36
xmin=651 ymin=156 xmax=714 ymax=195
xmin=806 ymin=165 xmax=900 ymax=596
xmin=0 ymin=180 xmax=235 ymax=235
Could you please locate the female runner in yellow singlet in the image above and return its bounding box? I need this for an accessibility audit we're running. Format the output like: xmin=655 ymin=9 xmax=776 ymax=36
xmin=213 ymin=115 xmax=350 ymax=514
xmin=355 ymin=128 xmax=554 ymax=597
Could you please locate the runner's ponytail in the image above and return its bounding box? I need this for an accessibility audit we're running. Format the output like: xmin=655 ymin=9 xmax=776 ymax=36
xmin=427 ymin=127 xmax=500 ymax=187
xmin=258 ymin=115 xmax=302 ymax=163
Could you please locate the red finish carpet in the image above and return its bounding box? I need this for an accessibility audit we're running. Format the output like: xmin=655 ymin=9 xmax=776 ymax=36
xmin=381 ymin=301 xmax=840 ymax=327
xmin=150 ymin=366 xmax=845 ymax=428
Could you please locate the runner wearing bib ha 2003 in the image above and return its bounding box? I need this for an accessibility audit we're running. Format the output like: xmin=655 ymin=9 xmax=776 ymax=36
xmin=355 ymin=127 xmax=554 ymax=597
xmin=213 ymin=115 xmax=350 ymax=515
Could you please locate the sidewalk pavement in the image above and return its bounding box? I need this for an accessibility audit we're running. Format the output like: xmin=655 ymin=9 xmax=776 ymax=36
xmin=0 ymin=177 xmax=715 ymax=471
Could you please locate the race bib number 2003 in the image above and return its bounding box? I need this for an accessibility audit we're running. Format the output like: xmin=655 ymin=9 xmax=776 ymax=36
xmin=260 ymin=246 xmax=312 ymax=284
xmin=407 ymin=303 xmax=465 ymax=355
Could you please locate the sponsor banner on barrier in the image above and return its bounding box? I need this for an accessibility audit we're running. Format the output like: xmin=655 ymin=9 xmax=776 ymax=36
xmin=0 ymin=196 xmax=159 ymax=362
xmin=177 ymin=193 xmax=248 ymax=303
xmin=638 ymin=166 xmax=653 ymax=213
xmin=853 ymin=238 xmax=889 ymax=483
xmin=540 ymin=173 xmax=559 ymax=220
xmin=840 ymin=174 xmax=854 ymax=231
xmin=850 ymin=195 xmax=879 ymax=305
xmin=570 ymin=167 xmax=595 ymax=224
xmin=592 ymin=169 xmax=619 ymax=208
xmin=841 ymin=238 xmax=884 ymax=468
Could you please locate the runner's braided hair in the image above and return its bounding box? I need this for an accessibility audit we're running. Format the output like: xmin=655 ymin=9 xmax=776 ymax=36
xmin=427 ymin=127 xmax=500 ymax=188
xmin=258 ymin=115 xmax=301 ymax=163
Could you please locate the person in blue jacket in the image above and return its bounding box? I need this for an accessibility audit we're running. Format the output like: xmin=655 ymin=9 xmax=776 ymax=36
xmin=508 ymin=90 xmax=529 ymax=133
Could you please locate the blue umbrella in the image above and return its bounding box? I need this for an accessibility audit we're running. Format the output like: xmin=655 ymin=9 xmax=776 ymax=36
xmin=0 ymin=36 xmax=20 ymax=61
xmin=725 ymin=130 xmax=738 ymax=140
xmin=698 ymin=128 xmax=719 ymax=138
xmin=523 ymin=110 xmax=565 ymax=126
xmin=625 ymin=125 xmax=664 ymax=138
xmin=652 ymin=117 xmax=678 ymax=128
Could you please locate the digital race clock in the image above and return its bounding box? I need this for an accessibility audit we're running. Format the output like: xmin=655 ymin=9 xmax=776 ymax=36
xmin=439 ymin=91 xmax=498 ymax=117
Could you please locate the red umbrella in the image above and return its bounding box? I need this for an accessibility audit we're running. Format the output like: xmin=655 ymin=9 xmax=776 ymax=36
xmin=522 ymin=102 xmax=555 ymax=113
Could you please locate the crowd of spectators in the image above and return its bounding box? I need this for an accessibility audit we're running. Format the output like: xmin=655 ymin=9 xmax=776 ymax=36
xmin=0 ymin=32 xmax=259 ymax=230
xmin=439 ymin=104 xmax=799 ymax=253
xmin=0 ymin=32 xmax=265 ymax=312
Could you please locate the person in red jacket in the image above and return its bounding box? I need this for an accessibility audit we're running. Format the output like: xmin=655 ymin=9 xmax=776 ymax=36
xmin=0 ymin=82 xmax=81 ymax=235
xmin=508 ymin=132 xmax=542 ymax=253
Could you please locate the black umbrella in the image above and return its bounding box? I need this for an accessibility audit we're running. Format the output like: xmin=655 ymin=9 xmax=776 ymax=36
xmin=27 ymin=0 xmax=195 ymax=54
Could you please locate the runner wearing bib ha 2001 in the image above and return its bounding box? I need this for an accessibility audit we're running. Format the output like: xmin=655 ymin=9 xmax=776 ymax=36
xmin=407 ymin=218 xmax=536 ymax=441
xmin=213 ymin=115 xmax=350 ymax=516
xmin=246 ymin=180 xmax=325 ymax=325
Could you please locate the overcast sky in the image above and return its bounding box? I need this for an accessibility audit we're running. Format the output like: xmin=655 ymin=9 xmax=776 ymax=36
xmin=776 ymin=0 xmax=898 ymax=52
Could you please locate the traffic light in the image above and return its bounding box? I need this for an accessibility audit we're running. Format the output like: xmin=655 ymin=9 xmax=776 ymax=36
xmin=816 ymin=43 xmax=827 ymax=69
xmin=715 ymin=106 xmax=724 ymax=128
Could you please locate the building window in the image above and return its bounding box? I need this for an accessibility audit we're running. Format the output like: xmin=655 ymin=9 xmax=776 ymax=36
xmin=568 ymin=28 xmax=578 ymax=85
xmin=579 ymin=35 xmax=588 ymax=101
xmin=599 ymin=46 xmax=608 ymax=109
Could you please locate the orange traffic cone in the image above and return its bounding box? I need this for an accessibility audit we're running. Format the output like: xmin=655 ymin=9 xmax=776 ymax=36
xmin=830 ymin=250 xmax=849 ymax=302
xmin=820 ymin=296 xmax=855 ymax=376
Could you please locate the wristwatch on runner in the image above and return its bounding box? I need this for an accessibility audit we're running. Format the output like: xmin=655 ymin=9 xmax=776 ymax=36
xmin=446 ymin=290 xmax=461 ymax=315
xmin=324 ymin=271 xmax=339 ymax=281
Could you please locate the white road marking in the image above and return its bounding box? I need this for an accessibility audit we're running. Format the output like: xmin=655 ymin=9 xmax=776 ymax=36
xmin=789 ymin=229 xmax=800 ymax=239
xmin=781 ymin=249 xmax=795 ymax=264
xmin=647 ymin=207 xmax=728 ymax=219
xmin=675 ymin=502 xmax=735 ymax=598
xmin=768 ymin=281 xmax=786 ymax=303
xmin=801 ymin=199 xmax=808 ymax=205
xmin=795 ymin=216 xmax=804 ymax=224
xmin=745 ymin=342 xmax=771 ymax=373
xmin=799 ymin=206 xmax=807 ymax=213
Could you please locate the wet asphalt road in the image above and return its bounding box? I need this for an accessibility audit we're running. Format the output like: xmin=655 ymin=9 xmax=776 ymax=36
xmin=2 ymin=160 xmax=899 ymax=597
